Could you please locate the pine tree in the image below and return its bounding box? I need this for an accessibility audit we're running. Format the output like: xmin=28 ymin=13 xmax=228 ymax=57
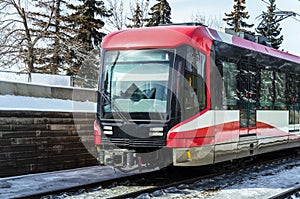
xmin=256 ymin=0 xmax=283 ymax=49
xmin=127 ymin=0 xmax=149 ymax=28
xmin=68 ymin=0 xmax=111 ymax=51
xmin=146 ymin=0 xmax=172 ymax=26
xmin=223 ymin=0 xmax=254 ymax=34
xmin=66 ymin=0 xmax=111 ymax=75
xmin=127 ymin=3 xmax=143 ymax=28
xmin=27 ymin=0 xmax=93 ymax=75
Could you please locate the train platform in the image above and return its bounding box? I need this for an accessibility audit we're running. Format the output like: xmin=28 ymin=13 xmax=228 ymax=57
xmin=0 ymin=166 xmax=133 ymax=199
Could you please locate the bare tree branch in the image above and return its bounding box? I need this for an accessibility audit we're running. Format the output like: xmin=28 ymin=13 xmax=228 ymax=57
xmin=0 ymin=0 xmax=56 ymax=72
xmin=106 ymin=0 xmax=126 ymax=30
xmin=191 ymin=11 xmax=225 ymax=29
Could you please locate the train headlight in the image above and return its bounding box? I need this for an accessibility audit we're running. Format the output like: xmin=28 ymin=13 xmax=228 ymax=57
xmin=103 ymin=126 xmax=113 ymax=135
xmin=149 ymin=127 xmax=164 ymax=137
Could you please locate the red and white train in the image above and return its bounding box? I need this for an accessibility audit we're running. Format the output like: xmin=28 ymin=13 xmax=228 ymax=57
xmin=94 ymin=24 xmax=300 ymax=169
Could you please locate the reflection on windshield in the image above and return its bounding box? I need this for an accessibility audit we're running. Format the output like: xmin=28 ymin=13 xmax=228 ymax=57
xmin=102 ymin=50 xmax=171 ymax=114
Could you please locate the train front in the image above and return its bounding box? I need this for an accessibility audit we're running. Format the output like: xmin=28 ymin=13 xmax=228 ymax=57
xmin=94 ymin=26 xmax=212 ymax=170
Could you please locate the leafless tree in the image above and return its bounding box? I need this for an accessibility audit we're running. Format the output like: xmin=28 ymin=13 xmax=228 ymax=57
xmin=60 ymin=38 xmax=100 ymax=88
xmin=191 ymin=11 xmax=225 ymax=29
xmin=0 ymin=0 xmax=55 ymax=72
xmin=105 ymin=0 xmax=126 ymax=31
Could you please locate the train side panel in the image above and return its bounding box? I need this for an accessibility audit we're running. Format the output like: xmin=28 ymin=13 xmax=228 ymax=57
xmin=169 ymin=109 xmax=300 ymax=166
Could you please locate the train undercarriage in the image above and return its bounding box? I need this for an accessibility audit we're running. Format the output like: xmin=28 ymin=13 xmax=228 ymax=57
xmin=96 ymin=145 xmax=173 ymax=171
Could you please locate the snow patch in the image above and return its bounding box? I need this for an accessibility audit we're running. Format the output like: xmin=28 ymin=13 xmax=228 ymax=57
xmin=0 ymin=95 xmax=96 ymax=112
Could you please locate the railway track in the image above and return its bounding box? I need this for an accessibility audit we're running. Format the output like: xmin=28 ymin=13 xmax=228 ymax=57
xmin=107 ymin=153 xmax=299 ymax=199
xmin=15 ymin=168 xmax=160 ymax=199
xmin=39 ymin=148 xmax=299 ymax=199
xmin=270 ymin=185 xmax=300 ymax=199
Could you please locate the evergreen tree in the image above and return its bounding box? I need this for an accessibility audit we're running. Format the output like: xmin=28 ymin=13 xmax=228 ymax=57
xmin=67 ymin=0 xmax=111 ymax=51
xmin=127 ymin=3 xmax=143 ymax=28
xmin=66 ymin=0 xmax=111 ymax=75
xmin=223 ymin=0 xmax=254 ymax=34
xmin=256 ymin=0 xmax=283 ymax=49
xmin=146 ymin=0 xmax=172 ymax=26
xmin=127 ymin=0 xmax=149 ymax=28
xmin=27 ymin=0 xmax=93 ymax=75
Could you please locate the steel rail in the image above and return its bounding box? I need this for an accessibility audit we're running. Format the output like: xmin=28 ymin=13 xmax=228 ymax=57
xmin=107 ymin=151 xmax=300 ymax=199
xmin=19 ymin=148 xmax=299 ymax=199
xmin=269 ymin=185 xmax=300 ymax=199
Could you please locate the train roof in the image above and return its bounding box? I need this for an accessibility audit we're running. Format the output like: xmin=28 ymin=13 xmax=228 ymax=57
xmin=101 ymin=25 xmax=300 ymax=65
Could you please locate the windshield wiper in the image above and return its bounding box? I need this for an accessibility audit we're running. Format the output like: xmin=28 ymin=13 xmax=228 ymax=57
xmin=99 ymin=90 xmax=130 ymax=124
xmin=100 ymin=51 xmax=130 ymax=123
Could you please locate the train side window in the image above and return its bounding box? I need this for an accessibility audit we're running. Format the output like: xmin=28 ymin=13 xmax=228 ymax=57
xmin=260 ymin=69 xmax=286 ymax=110
xmin=287 ymin=73 xmax=300 ymax=124
xmin=183 ymin=47 xmax=206 ymax=118
xmin=222 ymin=61 xmax=237 ymax=109
xmin=260 ymin=69 xmax=274 ymax=109
xmin=287 ymin=74 xmax=300 ymax=104
xmin=274 ymin=71 xmax=286 ymax=110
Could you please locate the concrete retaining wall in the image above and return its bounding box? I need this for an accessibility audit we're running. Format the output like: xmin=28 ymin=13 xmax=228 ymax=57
xmin=0 ymin=81 xmax=98 ymax=177
xmin=0 ymin=111 xmax=97 ymax=177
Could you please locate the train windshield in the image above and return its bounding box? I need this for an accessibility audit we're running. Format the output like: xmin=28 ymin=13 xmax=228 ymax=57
xmin=101 ymin=49 xmax=173 ymax=121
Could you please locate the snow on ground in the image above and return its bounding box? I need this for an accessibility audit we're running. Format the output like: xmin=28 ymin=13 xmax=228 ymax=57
xmin=43 ymin=159 xmax=299 ymax=199
xmin=0 ymin=166 xmax=136 ymax=199
xmin=210 ymin=165 xmax=300 ymax=199
xmin=0 ymin=95 xmax=96 ymax=112
xmin=154 ymin=159 xmax=300 ymax=199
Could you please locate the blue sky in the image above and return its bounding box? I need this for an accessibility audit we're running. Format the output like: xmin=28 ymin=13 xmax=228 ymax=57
xmin=146 ymin=0 xmax=300 ymax=56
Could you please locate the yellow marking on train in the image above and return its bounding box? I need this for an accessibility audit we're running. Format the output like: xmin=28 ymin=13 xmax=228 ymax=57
xmin=186 ymin=150 xmax=192 ymax=159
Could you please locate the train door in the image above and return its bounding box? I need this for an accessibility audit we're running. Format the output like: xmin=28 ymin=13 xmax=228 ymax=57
xmin=237 ymin=61 xmax=258 ymax=158
xmin=287 ymin=74 xmax=300 ymax=135
xmin=289 ymin=104 xmax=300 ymax=135
xmin=238 ymin=62 xmax=257 ymax=132
xmin=214 ymin=58 xmax=239 ymax=163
